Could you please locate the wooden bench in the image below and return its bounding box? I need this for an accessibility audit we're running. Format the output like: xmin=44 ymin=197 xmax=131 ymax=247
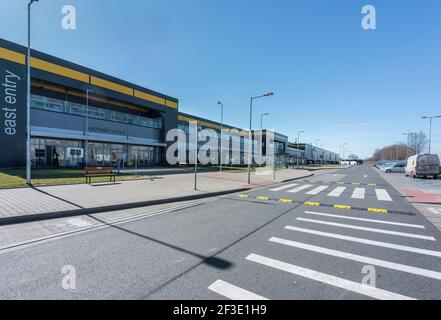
xmin=84 ymin=167 xmax=116 ymax=184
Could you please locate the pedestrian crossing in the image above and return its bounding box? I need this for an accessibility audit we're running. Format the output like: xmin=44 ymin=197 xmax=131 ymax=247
xmin=208 ymin=208 xmax=441 ymax=300
xmin=269 ymin=183 xmax=394 ymax=202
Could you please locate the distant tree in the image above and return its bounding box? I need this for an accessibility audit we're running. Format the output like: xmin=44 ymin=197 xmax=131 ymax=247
xmin=372 ymin=143 xmax=414 ymax=161
xmin=409 ymin=131 xmax=428 ymax=154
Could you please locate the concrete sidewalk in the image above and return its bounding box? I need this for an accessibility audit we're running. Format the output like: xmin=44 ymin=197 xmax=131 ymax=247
xmin=376 ymin=169 xmax=441 ymax=231
xmin=0 ymin=169 xmax=313 ymax=225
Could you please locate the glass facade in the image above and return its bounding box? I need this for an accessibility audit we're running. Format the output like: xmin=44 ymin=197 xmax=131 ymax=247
xmin=30 ymin=137 xmax=163 ymax=168
xmin=30 ymin=94 xmax=163 ymax=130
xmin=31 ymin=138 xmax=83 ymax=167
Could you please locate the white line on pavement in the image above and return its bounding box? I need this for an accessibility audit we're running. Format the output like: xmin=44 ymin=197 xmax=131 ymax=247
xmin=0 ymin=199 xmax=216 ymax=255
xmin=375 ymin=189 xmax=392 ymax=202
xmin=208 ymin=280 xmax=269 ymax=300
xmin=306 ymin=186 xmax=329 ymax=195
xmin=304 ymin=211 xmax=425 ymax=229
xmin=269 ymin=237 xmax=441 ymax=281
xmin=328 ymin=187 xmax=346 ymax=197
xmin=285 ymin=226 xmax=441 ymax=258
xmin=351 ymin=188 xmax=365 ymax=199
xmin=270 ymin=184 xmax=298 ymax=192
xmin=246 ymin=253 xmax=415 ymax=300
xmin=428 ymin=208 xmax=441 ymax=215
xmin=287 ymin=185 xmax=313 ymax=194
xmin=296 ymin=218 xmax=436 ymax=241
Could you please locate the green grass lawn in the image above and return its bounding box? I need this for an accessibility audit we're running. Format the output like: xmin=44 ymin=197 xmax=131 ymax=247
xmin=0 ymin=168 xmax=138 ymax=189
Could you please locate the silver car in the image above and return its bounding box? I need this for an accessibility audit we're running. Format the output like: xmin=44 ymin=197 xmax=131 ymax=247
xmin=381 ymin=163 xmax=405 ymax=173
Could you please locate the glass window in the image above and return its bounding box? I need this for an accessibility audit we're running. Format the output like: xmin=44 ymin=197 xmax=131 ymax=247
xmin=30 ymin=95 xmax=46 ymax=110
xmin=45 ymin=97 xmax=63 ymax=113
xmin=68 ymin=102 xmax=85 ymax=116
xmin=127 ymin=114 xmax=139 ymax=125
xmin=109 ymin=111 xmax=127 ymax=123
xmin=88 ymin=106 xmax=106 ymax=119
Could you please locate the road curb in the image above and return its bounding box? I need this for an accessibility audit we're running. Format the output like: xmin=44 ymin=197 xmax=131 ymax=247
xmin=280 ymin=173 xmax=314 ymax=183
xmin=0 ymin=188 xmax=251 ymax=227
xmin=0 ymin=172 xmax=314 ymax=227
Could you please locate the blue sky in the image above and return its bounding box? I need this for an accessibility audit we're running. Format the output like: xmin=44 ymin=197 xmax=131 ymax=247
xmin=1 ymin=0 xmax=440 ymax=158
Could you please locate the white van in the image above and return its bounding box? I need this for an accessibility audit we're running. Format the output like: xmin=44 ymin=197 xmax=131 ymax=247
xmin=405 ymin=154 xmax=440 ymax=179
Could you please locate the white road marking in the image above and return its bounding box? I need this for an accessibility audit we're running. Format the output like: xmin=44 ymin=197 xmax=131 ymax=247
xmin=375 ymin=189 xmax=392 ymax=202
xmin=428 ymin=208 xmax=441 ymax=215
xmin=270 ymin=237 xmax=441 ymax=281
xmin=208 ymin=280 xmax=268 ymax=300
xmin=304 ymin=211 xmax=425 ymax=229
xmin=296 ymin=218 xmax=436 ymax=241
xmin=363 ymin=175 xmax=368 ymax=178
xmin=287 ymin=185 xmax=313 ymax=194
xmin=270 ymin=183 xmax=298 ymax=192
xmin=246 ymin=253 xmax=414 ymax=300
xmin=351 ymin=188 xmax=365 ymax=199
xmin=328 ymin=187 xmax=346 ymax=197
xmin=285 ymin=226 xmax=441 ymax=258
xmin=0 ymin=199 xmax=216 ymax=255
xmin=306 ymin=186 xmax=329 ymax=195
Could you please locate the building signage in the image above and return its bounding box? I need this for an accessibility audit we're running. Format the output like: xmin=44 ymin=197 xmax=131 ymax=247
xmin=0 ymin=58 xmax=26 ymax=167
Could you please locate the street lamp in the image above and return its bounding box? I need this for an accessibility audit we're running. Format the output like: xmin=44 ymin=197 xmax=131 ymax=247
xmin=217 ymin=101 xmax=224 ymax=171
xmin=421 ymin=116 xmax=441 ymax=154
xmin=260 ymin=112 xmax=269 ymax=130
xmin=26 ymin=0 xmax=40 ymax=185
xmin=403 ymin=132 xmax=413 ymax=159
xmin=85 ymin=89 xmax=94 ymax=167
xmin=248 ymin=92 xmax=274 ymax=184
xmin=296 ymin=131 xmax=304 ymax=168
xmin=315 ymin=139 xmax=321 ymax=165
xmin=393 ymin=140 xmax=400 ymax=160
xmin=340 ymin=143 xmax=348 ymax=163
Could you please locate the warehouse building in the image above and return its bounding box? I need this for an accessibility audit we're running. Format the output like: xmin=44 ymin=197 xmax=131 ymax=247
xmin=0 ymin=38 xmax=339 ymax=168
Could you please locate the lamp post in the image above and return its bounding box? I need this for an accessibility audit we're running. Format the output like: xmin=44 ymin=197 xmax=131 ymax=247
xmin=403 ymin=132 xmax=412 ymax=159
xmin=217 ymin=101 xmax=224 ymax=171
xmin=421 ymin=116 xmax=441 ymax=154
xmin=340 ymin=143 xmax=348 ymax=164
xmin=85 ymin=89 xmax=94 ymax=167
xmin=260 ymin=112 xmax=269 ymax=130
xmin=26 ymin=0 xmax=39 ymax=185
xmin=315 ymin=139 xmax=321 ymax=165
xmin=296 ymin=130 xmax=304 ymax=168
xmin=393 ymin=140 xmax=400 ymax=160
xmin=248 ymin=92 xmax=274 ymax=185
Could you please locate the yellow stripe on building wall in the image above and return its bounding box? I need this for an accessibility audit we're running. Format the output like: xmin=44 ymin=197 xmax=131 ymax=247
xmin=166 ymin=99 xmax=178 ymax=109
xmin=0 ymin=47 xmax=26 ymax=65
xmin=31 ymin=57 xmax=89 ymax=83
xmin=90 ymin=76 xmax=134 ymax=96
xmin=134 ymin=90 xmax=165 ymax=105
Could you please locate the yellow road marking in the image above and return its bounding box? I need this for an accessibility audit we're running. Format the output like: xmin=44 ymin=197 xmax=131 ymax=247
xmin=305 ymin=202 xmax=320 ymax=206
xmin=256 ymin=196 xmax=270 ymax=201
xmin=278 ymin=199 xmax=294 ymax=204
xmin=237 ymin=195 xmax=249 ymax=199
xmin=334 ymin=204 xmax=352 ymax=210
xmin=368 ymin=208 xmax=388 ymax=214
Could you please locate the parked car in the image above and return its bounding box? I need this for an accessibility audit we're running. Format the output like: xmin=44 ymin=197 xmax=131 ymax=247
xmin=405 ymin=154 xmax=440 ymax=179
xmin=381 ymin=163 xmax=405 ymax=173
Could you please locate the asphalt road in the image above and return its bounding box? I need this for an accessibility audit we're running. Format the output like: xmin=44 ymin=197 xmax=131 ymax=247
xmin=1 ymin=166 xmax=441 ymax=300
